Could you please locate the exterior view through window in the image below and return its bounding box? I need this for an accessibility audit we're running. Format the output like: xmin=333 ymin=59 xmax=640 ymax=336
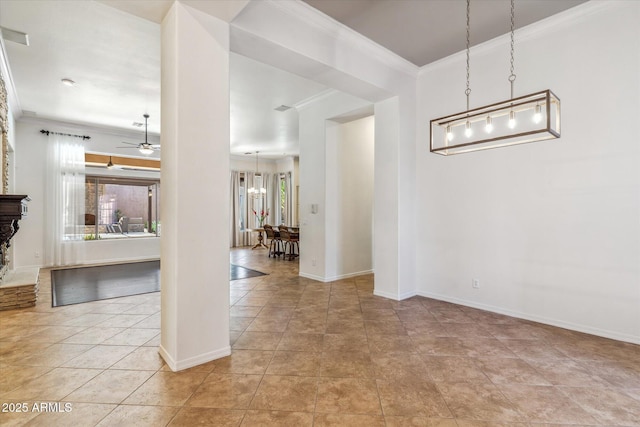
xmin=84 ymin=176 xmax=160 ymax=240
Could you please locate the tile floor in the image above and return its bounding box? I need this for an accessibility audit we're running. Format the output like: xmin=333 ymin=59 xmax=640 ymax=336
xmin=1 ymin=248 xmax=639 ymax=426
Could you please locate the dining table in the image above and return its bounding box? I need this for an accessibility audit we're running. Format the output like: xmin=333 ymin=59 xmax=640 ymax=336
xmin=248 ymin=228 xmax=268 ymax=249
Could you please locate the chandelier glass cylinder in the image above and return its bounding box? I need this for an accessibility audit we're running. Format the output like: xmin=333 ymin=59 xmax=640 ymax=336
xmin=430 ymin=89 xmax=560 ymax=156
xmin=247 ymin=151 xmax=266 ymax=198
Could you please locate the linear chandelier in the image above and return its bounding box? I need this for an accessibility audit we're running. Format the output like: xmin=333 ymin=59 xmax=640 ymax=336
xmin=247 ymin=151 xmax=266 ymax=198
xmin=430 ymin=0 xmax=560 ymax=156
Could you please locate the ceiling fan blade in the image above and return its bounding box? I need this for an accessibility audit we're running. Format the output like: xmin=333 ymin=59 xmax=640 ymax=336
xmin=116 ymin=146 xmax=137 ymax=149
xmin=120 ymin=141 xmax=139 ymax=146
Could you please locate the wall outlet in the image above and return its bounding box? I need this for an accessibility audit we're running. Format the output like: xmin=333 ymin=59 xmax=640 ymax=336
xmin=312 ymin=258 xmax=316 ymax=266
xmin=472 ymin=278 xmax=480 ymax=289
xmin=34 ymin=251 xmax=40 ymax=259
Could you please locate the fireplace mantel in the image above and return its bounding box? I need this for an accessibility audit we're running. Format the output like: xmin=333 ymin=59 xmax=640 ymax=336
xmin=0 ymin=195 xmax=29 ymax=249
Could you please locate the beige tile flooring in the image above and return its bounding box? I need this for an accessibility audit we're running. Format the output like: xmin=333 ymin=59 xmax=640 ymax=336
xmin=1 ymin=248 xmax=639 ymax=426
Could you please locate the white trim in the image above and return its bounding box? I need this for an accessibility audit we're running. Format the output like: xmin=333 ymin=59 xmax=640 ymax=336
xmin=300 ymin=269 xmax=373 ymax=283
xmin=159 ymin=345 xmax=231 ymax=372
xmin=299 ymin=271 xmax=326 ymax=282
xmin=294 ymin=89 xmax=338 ymax=110
xmin=373 ymin=288 xmax=417 ymax=301
xmin=0 ymin=35 xmax=21 ymax=119
xmin=269 ymin=0 xmax=419 ymax=78
xmin=419 ymin=0 xmax=617 ymax=76
xmin=417 ymin=290 xmax=640 ymax=345
xmin=325 ymin=269 xmax=373 ymax=282
xmin=17 ymin=115 xmax=161 ymax=140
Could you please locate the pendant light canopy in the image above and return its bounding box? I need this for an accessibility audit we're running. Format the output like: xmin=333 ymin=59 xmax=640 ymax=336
xmin=430 ymin=0 xmax=561 ymax=155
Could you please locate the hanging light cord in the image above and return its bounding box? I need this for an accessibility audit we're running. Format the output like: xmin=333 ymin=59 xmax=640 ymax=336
xmin=508 ymin=0 xmax=516 ymax=99
xmin=465 ymin=0 xmax=471 ymax=111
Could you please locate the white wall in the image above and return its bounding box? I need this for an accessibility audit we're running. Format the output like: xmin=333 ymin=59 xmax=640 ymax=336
xmin=298 ymin=92 xmax=372 ymax=281
xmin=230 ymin=155 xmax=276 ymax=173
xmin=417 ymin=1 xmax=640 ymax=343
xmin=325 ymin=115 xmax=374 ymax=280
xmin=231 ymin=0 xmax=418 ymax=297
xmin=13 ymin=119 xmax=160 ymax=268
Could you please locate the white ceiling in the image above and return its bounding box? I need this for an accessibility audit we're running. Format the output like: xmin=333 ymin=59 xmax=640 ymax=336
xmin=0 ymin=0 xmax=587 ymax=159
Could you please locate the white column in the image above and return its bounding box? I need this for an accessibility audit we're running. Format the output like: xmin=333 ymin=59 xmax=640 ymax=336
xmin=373 ymin=95 xmax=417 ymax=300
xmin=160 ymin=3 xmax=230 ymax=371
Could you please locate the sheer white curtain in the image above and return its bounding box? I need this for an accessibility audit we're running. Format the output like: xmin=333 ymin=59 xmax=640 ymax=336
xmin=230 ymin=170 xmax=251 ymax=247
xmin=44 ymin=135 xmax=86 ymax=266
xmin=283 ymin=171 xmax=293 ymax=226
xmin=262 ymin=172 xmax=274 ymax=226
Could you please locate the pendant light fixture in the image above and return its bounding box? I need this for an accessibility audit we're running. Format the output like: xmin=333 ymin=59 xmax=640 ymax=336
xmin=430 ymin=0 xmax=560 ymax=155
xmin=247 ymin=151 xmax=266 ymax=198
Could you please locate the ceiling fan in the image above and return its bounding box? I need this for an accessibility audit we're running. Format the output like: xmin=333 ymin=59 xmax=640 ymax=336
xmin=118 ymin=114 xmax=160 ymax=155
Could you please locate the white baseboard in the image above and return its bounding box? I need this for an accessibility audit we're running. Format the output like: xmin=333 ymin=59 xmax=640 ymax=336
xmin=373 ymin=288 xmax=417 ymax=301
xmin=159 ymin=345 xmax=231 ymax=372
xmin=300 ymin=269 xmax=373 ymax=283
xmin=417 ymin=290 xmax=640 ymax=345
xmin=299 ymin=272 xmax=325 ymax=282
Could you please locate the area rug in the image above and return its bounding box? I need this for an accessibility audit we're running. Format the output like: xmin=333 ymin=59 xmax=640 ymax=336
xmin=230 ymin=264 xmax=267 ymax=281
xmin=51 ymin=260 xmax=160 ymax=307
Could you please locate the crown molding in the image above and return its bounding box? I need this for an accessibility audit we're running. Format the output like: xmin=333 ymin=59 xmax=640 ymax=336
xmin=18 ymin=114 xmax=161 ymax=141
xmin=293 ymin=89 xmax=338 ymax=110
xmin=419 ymin=0 xmax=616 ymax=76
xmin=268 ymin=0 xmax=419 ymax=79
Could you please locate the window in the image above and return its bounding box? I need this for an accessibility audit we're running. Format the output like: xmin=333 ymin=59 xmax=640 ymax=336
xmin=84 ymin=176 xmax=160 ymax=240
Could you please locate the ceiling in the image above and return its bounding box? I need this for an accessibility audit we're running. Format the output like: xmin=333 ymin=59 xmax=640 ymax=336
xmin=0 ymin=0 xmax=587 ymax=159
xmin=303 ymin=0 xmax=587 ymax=67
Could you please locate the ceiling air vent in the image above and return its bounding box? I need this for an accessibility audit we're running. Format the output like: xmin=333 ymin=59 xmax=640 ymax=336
xmin=0 ymin=27 xmax=29 ymax=46
xmin=274 ymin=105 xmax=292 ymax=112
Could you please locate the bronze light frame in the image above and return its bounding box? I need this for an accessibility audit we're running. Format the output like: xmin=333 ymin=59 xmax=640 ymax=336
xmin=430 ymin=89 xmax=561 ymax=156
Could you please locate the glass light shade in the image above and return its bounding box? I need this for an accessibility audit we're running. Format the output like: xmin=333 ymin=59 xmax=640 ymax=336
xmin=139 ymin=146 xmax=154 ymax=155
xmin=430 ymin=90 xmax=560 ymax=155
xmin=508 ymin=110 xmax=516 ymax=128
xmin=464 ymin=121 xmax=472 ymax=137
xmin=485 ymin=116 xmax=493 ymax=133
xmin=533 ymin=104 xmax=543 ymax=123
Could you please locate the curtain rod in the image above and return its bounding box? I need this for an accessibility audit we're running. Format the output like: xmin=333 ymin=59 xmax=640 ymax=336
xmin=40 ymin=129 xmax=91 ymax=140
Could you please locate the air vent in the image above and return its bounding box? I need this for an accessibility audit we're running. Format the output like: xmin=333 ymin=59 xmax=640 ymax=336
xmin=274 ymin=105 xmax=292 ymax=112
xmin=0 ymin=27 xmax=29 ymax=46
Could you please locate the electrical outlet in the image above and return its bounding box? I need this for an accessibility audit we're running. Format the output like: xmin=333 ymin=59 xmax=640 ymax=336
xmin=312 ymin=258 xmax=316 ymax=266
xmin=34 ymin=251 xmax=40 ymax=259
xmin=472 ymin=278 xmax=480 ymax=289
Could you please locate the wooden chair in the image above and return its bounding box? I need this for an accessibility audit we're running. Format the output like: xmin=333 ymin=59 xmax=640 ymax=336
xmin=279 ymin=227 xmax=299 ymax=261
xmin=263 ymin=224 xmax=282 ymax=258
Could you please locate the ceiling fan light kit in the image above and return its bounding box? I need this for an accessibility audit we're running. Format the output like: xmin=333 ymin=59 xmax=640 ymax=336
xmin=118 ymin=113 xmax=160 ymax=155
xmin=430 ymin=0 xmax=561 ymax=156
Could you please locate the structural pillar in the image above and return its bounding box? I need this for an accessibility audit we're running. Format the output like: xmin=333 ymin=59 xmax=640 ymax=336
xmin=159 ymin=2 xmax=230 ymax=370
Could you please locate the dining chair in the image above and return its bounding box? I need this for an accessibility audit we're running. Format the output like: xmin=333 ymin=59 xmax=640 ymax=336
xmin=279 ymin=226 xmax=299 ymax=261
xmin=263 ymin=224 xmax=282 ymax=258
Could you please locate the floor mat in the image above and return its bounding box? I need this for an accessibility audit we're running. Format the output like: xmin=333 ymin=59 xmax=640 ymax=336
xmin=230 ymin=264 xmax=267 ymax=281
xmin=51 ymin=260 xmax=160 ymax=307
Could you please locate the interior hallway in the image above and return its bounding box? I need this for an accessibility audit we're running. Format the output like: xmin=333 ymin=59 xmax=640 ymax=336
xmin=1 ymin=248 xmax=639 ymax=426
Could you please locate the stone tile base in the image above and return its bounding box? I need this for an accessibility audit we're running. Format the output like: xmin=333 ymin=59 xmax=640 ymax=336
xmin=0 ymin=267 xmax=40 ymax=311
